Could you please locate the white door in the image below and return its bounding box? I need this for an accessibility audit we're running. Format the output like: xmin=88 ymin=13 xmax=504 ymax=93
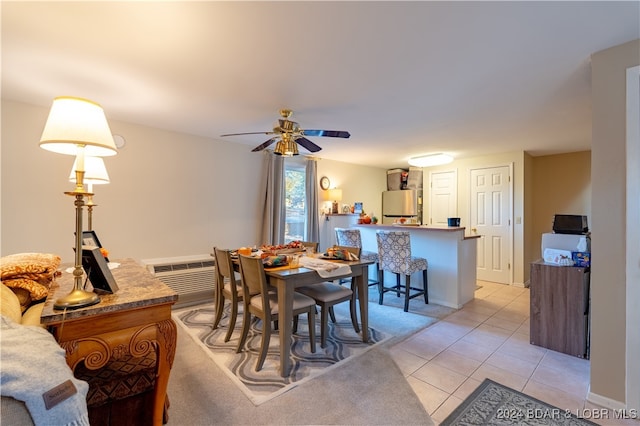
xmin=429 ymin=170 xmax=458 ymax=225
xmin=470 ymin=166 xmax=512 ymax=284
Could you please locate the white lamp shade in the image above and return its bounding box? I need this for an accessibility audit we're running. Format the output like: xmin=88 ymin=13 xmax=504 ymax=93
xmin=39 ymin=96 xmax=117 ymax=157
xmin=69 ymin=156 xmax=110 ymax=185
xmin=408 ymin=153 xmax=453 ymax=167
xmin=328 ymin=188 xmax=342 ymax=202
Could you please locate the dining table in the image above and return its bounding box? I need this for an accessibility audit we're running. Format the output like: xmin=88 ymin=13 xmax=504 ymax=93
xmin=231 ymin=252 xmax=374 ymax=377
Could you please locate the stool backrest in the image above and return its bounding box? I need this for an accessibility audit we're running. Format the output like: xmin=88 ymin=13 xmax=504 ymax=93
xmin=335 ymin=228 xmax=362 ymax=248
xmin=376 ymin=230 xmax=413 ymax=274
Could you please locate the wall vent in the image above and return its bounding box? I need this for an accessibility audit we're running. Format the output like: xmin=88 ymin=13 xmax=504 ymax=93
xmin=140 ymin=254 xmax=215 ymax=308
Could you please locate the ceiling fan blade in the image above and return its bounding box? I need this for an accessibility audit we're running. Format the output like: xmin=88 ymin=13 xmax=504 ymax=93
xmin=295 ymin=137 xmax=322 ymax=153
xmin=251 ymin=137 xmax=278 ymax=152
xmin=221 ymin=131 xmax=274 ymax=137
xmin=303 ymin=129 xmax=350 ymax=138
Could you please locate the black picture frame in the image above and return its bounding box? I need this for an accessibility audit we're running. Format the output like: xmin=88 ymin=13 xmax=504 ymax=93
xmin=82 ymin=247 xmax=119 ymax=294
xmin=81 ymin=230 xmax=108 ymax=262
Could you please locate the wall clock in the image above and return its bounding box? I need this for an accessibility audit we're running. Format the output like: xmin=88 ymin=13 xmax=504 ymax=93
xmin=320 ymin=176 xmax=330 ymax=190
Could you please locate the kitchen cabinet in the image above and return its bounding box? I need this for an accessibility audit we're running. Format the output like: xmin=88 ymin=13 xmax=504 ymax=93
xmin=319 ymin=214 xmax=359 ymax=252
xmin=530 ymin=260 xmax=590 ymax=358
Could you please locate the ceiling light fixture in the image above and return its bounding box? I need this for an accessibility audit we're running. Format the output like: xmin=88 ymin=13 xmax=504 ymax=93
xmin=273 ymin=134 xmax=299 ymax=157
xmin=408 ymin=153 xmax=453 ymax=168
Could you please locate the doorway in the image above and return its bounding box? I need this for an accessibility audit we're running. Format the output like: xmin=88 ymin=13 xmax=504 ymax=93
xmin=470 ymin=165 xmax=513 ymax=284
xmin=429 ymin=170 xmax=458 ymax=226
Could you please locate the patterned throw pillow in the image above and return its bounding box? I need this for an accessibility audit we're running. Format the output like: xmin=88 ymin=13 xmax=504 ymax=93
xmin=0 ymin=253 xmax=61 ymax=310
xmin=0 ymin=252 xmax=61 ymax=281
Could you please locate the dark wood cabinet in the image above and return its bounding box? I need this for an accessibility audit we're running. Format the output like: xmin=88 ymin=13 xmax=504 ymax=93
xmin=530 ymin=260 xmax=590 ymax=358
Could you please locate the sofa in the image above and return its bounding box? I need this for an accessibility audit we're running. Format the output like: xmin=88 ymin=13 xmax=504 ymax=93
xmin=1 ymin=253 xmax=168 ymax=426
xmin=1 ymin=280 xmax=90 ymax=425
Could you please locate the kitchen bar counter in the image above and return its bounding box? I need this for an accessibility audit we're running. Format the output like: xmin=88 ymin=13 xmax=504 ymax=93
xmin=355 ymin=224 xmax=478 ymax=309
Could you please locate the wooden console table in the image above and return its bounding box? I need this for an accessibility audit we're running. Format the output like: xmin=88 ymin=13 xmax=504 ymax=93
xmin=41 ymin=258 xmax=178 ymax=426
xmin=530 ymin=260 xmax=590 ymax=359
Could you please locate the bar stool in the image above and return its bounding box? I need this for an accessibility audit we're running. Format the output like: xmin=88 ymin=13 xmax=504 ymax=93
xmin=335 ymin=228 xmax=379 ymax=287
xmin=375 ymin=230 xmax=429 ymax=312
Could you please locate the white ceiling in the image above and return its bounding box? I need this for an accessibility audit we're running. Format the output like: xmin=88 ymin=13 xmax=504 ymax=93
xmin=2 ymin=1 xmax=638 ymax=169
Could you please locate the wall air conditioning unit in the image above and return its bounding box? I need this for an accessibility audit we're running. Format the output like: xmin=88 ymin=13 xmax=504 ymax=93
xmin=140 ymin=254 xmax=215 ymax=308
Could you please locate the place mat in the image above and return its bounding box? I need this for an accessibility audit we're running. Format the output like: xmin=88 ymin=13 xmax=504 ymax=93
xmin=298 ymin=256 xmax=351 ymax=278
xmin=173 ymin=302 xmax=388 ymax=405
xmin=441 ymin=379 xmax=597 ymax=425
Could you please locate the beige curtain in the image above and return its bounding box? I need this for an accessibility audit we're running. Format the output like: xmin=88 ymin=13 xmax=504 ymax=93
xmin=260 ymin=151 xmax=285 ymax=245
xmin=305 ymin=157 xmax=320 ymax=243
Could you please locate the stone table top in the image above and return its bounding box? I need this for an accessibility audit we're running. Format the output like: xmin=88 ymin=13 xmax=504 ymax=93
xmin=41 ymin=258 xmax=178 ymax=324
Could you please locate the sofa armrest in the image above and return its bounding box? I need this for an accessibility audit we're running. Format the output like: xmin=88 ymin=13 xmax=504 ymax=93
xmin=0 ymin=316 xmax=90 ymax=426
xmin=1 ymin=396 xmax=34 ymax=425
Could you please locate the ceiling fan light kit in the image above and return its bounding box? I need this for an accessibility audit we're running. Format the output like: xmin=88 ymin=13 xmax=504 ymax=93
xmin=274 ymin=135 xmax=299 ymax=156
xmin=221 ymin=109 xmax=350 ymax=155
xmin=408 ymin=153 xmax=453 ymax=168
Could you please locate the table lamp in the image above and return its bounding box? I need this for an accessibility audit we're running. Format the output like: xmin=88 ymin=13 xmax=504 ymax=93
xmin=328 ymin=188 xmax=342 ymax=214
xmin=69 ymin=156 xmax=110 ymax=230
xmin=40 ymin=96 xmax=118 ymax=309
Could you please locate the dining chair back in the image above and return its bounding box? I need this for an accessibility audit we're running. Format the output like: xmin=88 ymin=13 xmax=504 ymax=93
xmin=335 ymin=228 xmax=379 ymax=286
xmin=375 ymin=230 xmax=429 ymax=312
xmin=332 ymin=245 xmax=362 ymax=329
xmin=301 ymin=241 xmax=319 ymax=253
xmin=237 ymin=254 xmax=316 ymax=371
xmin=296 ymin=245 xmax=361 ymax=347
xmin=212 ymin=247 xmax=244 ymax=342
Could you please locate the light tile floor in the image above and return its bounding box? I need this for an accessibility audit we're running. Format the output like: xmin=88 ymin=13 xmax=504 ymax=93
xmin=389 ymin=281 xmax=639 ymax=425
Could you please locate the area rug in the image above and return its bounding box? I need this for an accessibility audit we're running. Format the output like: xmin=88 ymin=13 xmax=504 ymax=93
xmin=173 ymin=302 xmax=390 ymax=405
xmin=440 ymin=379 xmax=597 ymax=426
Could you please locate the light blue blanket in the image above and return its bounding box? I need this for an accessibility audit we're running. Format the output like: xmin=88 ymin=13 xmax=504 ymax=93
xmin=0 ymin=315 xmax=90 ymax=426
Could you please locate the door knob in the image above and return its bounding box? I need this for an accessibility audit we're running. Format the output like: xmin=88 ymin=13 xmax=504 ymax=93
xmin=471 ymin=228 xmax=477 ymax=232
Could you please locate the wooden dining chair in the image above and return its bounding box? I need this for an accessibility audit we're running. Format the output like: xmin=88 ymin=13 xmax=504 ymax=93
xmin=236 ymin=254 xmax=316 ymax=371
xmin=301 ymin=241 xmax=319 ymax=253
xmin=212 ymin=247 xmax=243 ymax=342
xmin=295 ymin=246 xmax=361 ymax=348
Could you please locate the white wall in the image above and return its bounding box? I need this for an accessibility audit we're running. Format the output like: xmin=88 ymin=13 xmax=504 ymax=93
xmin=316 ymin=159 xmax=387 ymax=220
xmin=0 ymin=100 xmax=389 ymax=264
xmin=421 ymin=151 xmax=527 ymax=285
xmin=1 ymin=100 xmax=262 ymax=262
xmin=589 ymin=39 xmax=640 ymax=408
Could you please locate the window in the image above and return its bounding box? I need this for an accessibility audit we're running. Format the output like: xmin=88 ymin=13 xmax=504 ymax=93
xmin=284 ymin=161 xmax=306 ymax=243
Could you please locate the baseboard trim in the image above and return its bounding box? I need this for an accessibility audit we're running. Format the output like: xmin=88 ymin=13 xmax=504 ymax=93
xmin=587 ymin=389 xmax=626 ymax=411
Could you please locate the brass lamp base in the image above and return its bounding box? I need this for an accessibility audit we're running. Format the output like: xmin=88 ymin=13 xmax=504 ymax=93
xmin=54 ymin=288 xmax=100 ymax=310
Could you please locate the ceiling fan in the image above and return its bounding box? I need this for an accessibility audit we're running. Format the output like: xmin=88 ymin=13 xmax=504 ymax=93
xmin=220 ymin=109 xmax=350 ymax=156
